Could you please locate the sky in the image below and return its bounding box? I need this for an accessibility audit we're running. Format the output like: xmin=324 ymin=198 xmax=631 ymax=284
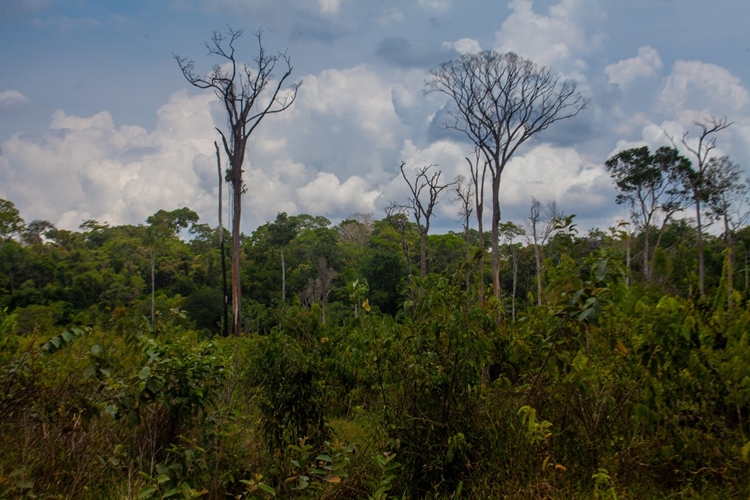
xmin=1 ymin=0 xmax=750 ymax=237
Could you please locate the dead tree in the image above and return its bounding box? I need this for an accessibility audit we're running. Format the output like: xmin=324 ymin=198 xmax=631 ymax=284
xmin=399 ymin=162 xmax=454 ymax=279
xmin=176 ymin=28 xmax=300 ymax=335
xmin=667 ymin=117 xmax=731 ymax=297
xmin=427 ymin=51 xmax=588 ymax=303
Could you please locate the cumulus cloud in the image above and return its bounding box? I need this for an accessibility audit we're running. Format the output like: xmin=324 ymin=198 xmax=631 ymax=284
xmin=297 ymin=173 xmax=380 ymax=215
xmin=0 ymin=90 xmax=31 ymax=112
xmin=658 ymin=60 xmax=750 ymax=119
xmin=500 ymin=144 xmax=614 ymax=224
xmin=494 ymin=0 xmax=605 ymax=75
xmin=605 ymin=46 xmax=663 ymax=90
xmin=0 ymin=91 xmax=217 ymax=229
xmin=442 ymin=38 xmax=482 ymax=55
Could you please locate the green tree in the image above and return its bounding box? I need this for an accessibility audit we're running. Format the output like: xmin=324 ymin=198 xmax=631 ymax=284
xmin=605 ymin=146 xmax=689 ymax=281
xmin=0 ymin=199 xmax=25 ymax=252
xmin=146 ymin=208 xmax=199 ymax=323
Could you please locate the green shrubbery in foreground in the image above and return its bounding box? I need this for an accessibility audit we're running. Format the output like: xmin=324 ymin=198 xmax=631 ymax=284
xmin=2 ymin=245 xmax=750 ymax=499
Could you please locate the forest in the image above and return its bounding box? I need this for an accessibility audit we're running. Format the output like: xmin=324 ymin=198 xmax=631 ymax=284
xmin=2 ymin=40 xmax=750 ymax=499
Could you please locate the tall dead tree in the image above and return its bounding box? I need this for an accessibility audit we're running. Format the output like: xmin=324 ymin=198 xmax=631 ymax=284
xmin=427 ymin=51 xmax=588 ymax=303
xmin=176 ymin=29 xmax=300 ymax=335
xmin=214 ymin=142 xmax=229 ymax=337
xmin=399 ymin=163 xmax=454 ymax=278
xmin=668 ymin=117 xmax=731 ymax=297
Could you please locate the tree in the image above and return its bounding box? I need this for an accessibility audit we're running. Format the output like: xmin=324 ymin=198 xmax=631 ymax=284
xmin=399 ymin=162 xmax=454 ymax=279
xmin=0 ymin=199 xmax=24 ymax=252
xmin=498 ymin=221 xmax=525 ymax=319
xmin=214 ymin=142 xmax=230 ymax=337
xmin=527 ymin=198 xmax=562 ymax=305
xmin=668 ymin=117 xmax=732 ymax=297
xmin=605 ymin=146 xmax=689 ymax=281
xmin=427 ymin=51 xmax=588 ymax=303
xmin=176 ymin=28 xmax=300 ymax=335
xmin=299 ymin=257 xmax=338 ymax=324
xmin=453 ymin=175 xmax=474 ymax=296
xmin=268 ymin=212 xmax=298 ymax=305
xmin=704 ymin=156 xmax=749 ymax=303
xmin=465 ymin=147 xmax=488 ymax=303
xmin=146 ymin=208 xmax=199 ymax=323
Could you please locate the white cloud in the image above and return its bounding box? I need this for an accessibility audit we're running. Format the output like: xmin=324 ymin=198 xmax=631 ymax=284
xmin=297 ymin=172 xmax=380 ymax=214
xmin=0 ymin=91 xmax=217 ymax=229
xmin=318 ymin=0 xmax=342 ymax=14
xmin=0 ymin=90 xmax=31 ymax=111
xmin=494 ymin=0 xmax=605 ymax=74
xmin=502 ymin=144 xmax=611 ymax=214
xmin=605 ymin=46 xmax=663 ymax=90
xmin=658 ymin=60 xmax=750 ymax=119
xmin=442 ymin=38 xmax=482 ymax=55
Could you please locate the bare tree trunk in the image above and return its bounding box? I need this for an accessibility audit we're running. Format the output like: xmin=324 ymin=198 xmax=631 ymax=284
xmin=695 ymin=199 xmax=705 ymax=297
xmin=215 ymin=142 xmax=229 ymax=337
xmin=281 ymin=245 xmax=286 ymax=304
xmin=151 ymin=248 xmax=155 ymax=324
xmin=490 ymin=177 xmax=502 ymax=301
xmin=512 ymin=248 xmax=518 ymax=320
xmin=533 ymin=242 xmax=542 ymax=306
xmin=231 ymin=157 xmax=242 ymax=335
xmin=626 ymin=231 xmax=631 ymax=287
xmin=724 ymin=213 xmax=734 ymax=307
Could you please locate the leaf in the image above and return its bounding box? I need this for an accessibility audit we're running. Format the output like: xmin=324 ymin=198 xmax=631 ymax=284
xmin=138 ymin=487 xmax=158 ymax=499
xmin=326 ymin=476 xmax=341 ymax=483
xmin=139 ymin=366 xmax=151 ymax=380
xmin=257 ymin=483 xmax=276 ymax=495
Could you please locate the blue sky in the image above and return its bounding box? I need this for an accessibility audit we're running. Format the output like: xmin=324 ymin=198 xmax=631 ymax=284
xmin=2 ymin=0 xmax=749 ymax=236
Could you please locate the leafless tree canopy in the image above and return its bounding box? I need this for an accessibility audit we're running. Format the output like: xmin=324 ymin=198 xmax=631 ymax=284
xmin=426 ymin=50 xmax=588 ymax=303
xmin=399 ymin=162 xmax=455 ymax=278
xmin=426 ymin=51 xmax=588 ymax=179
xmin=175 ymin=29 xmax=300 ymax=161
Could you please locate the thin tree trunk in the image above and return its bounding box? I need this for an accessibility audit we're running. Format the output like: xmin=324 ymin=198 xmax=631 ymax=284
xmin=534 ymin=243 xmax=542 ymax=305
xmin=215 ymin=142 xmax=229 ymax=337
xmin=491 ymin=177 xmax=502 ymax=301
xmin=696 ymin=199 xmax=705 ymax=297
xmin=643 ymin=225 xmax=650 ymax=281
xmin=281 ymin=245 xmax=286 ymax=304
xmin=724 ymin=213 xmax=734 ymax=307
xmin=231 ymin=157 xmax=242 ymax=336
xmin=512 ymin=249 xmax=518 ymax=321
xmin=625 ymin=231 xmax=631 ymax=287
xmin=151 ymin=248 xmax=155 ymax=324
xmin=420 ymin=232 xmax=427 ymax=279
